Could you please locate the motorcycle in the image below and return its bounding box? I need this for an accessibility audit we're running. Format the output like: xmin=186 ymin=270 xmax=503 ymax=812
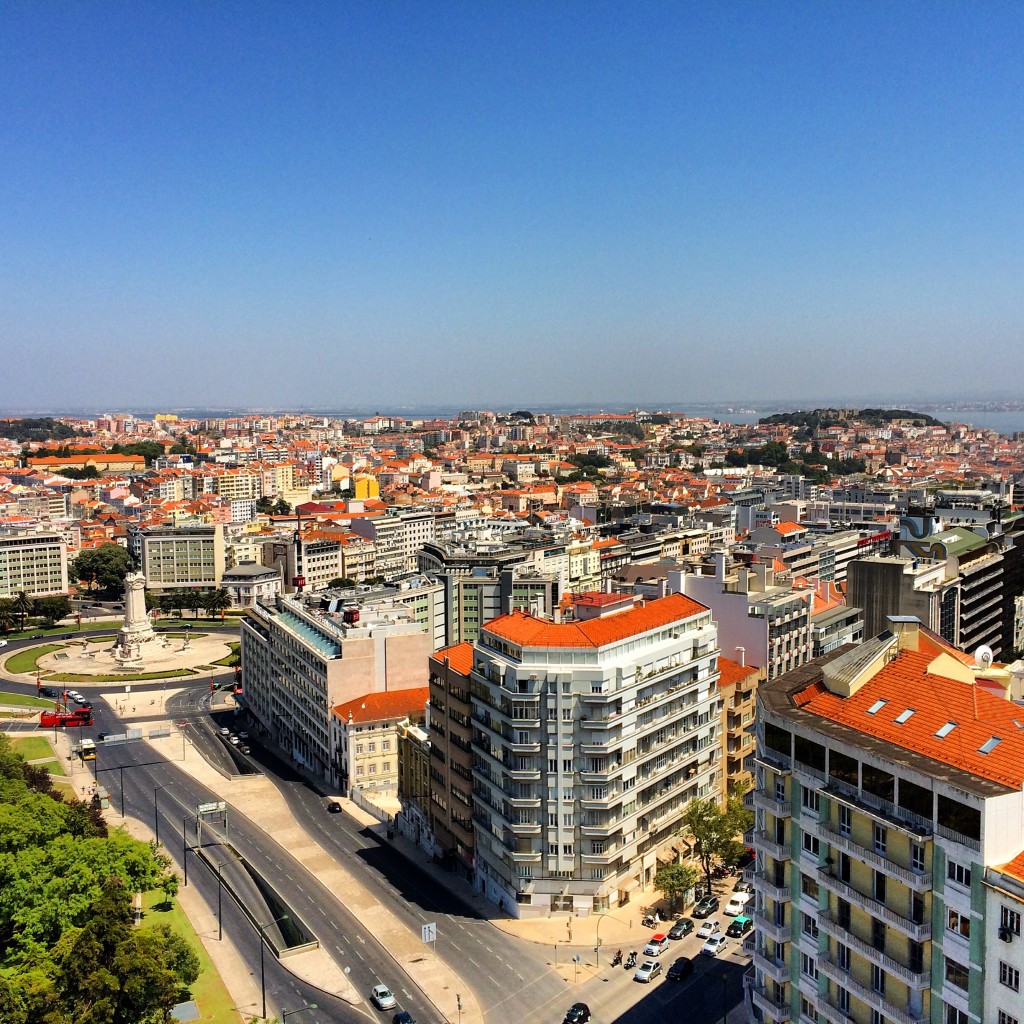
xmin=625 ymin=951 xmax=638 ymax=970
xmin=642 ymin=915 xmax=657 ymax=929
xmin=611 ymin=950 xmax=623 ymax=967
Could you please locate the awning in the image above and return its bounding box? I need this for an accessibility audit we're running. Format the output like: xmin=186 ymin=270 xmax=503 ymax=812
xmin=656 ymin=851 xmax=675 ymax=866
xmin=619 ymin=877 xmax=641 ymax=892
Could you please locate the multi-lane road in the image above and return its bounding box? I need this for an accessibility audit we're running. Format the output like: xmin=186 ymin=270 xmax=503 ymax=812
xmin=3 ymin=634 xmax=750 ymax=1024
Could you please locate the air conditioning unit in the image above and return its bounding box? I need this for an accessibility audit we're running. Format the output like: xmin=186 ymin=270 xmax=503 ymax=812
xmin=999 ymin=926 xmax=1013 ymax=943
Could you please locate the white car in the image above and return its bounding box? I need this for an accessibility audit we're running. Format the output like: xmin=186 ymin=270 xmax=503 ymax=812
xmin=725 ymin=893 xmax=752 ymax=916
xmin=643 ymin=934 xmax=670 ymax=957
xmin=703 ymin=934 xmax=729 ymax=957
xmin=697 ymin=919 xmax=721 ymax=939
xmin=370 ymin=984 xmax=397 ymax=1010
xmin=0 ymin=639 xmax=7 ymax=648
xmin=633 ymin=959 xmax=662 ymax=983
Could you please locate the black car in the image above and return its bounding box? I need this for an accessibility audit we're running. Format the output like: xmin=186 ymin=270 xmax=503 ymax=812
xmin=668 ymin=918 xmax=694 ymax=940
xmin=327 ymin=800 xmax=342 ymax=813
xmin=692 ymin=896 xmax=719 ymax=918
xmin=563 ymin=1004 xmax=590 ymax=1024
xmin=667 ymin=957 xmax=694 ymax=981
xmin=393 ymin=1013 xmax=416 ymax=1024
xmin=39 ymin=686 xmax=58 ymax=699
xmin=62 ymin=633 xmax=74 ymax=639
xmin=726 ymin=915 xmax=753 ymax=938
xmin=30 ymin=633 xmax=44 ymax=639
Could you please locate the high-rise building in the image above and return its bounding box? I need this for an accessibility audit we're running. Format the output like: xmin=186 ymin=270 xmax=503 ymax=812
xmin=0 ymin=528 xmax=68 ymax=598
xmin=469 ymin=592 xmax=722 ymax=916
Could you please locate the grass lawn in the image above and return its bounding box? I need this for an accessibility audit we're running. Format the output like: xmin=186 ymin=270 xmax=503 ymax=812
xmin=46 ymin=668 xmax=196 ymax=682
xmin=37 ymin=758 xmax=65 ymax=777
xmin=141 ymin=890 xmax=240 ymax=1024
xmin=86 ymin=635 xmax=118 ymax=644
xmin=51 ymin=778 xmax=77 ymax=800
xmin=10 ymin=735 xmax=54 ymax=760
xmin=3 ymin=645 xmax=65 ymax=674
xmin=0 ymin=690 xmax=54 ymax=708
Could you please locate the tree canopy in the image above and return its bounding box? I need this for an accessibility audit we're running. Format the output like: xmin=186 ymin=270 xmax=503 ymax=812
xmin=69 ymin=544 xmax=134 ymax=594
xmin=653 ymin=862 xmax=698 ymax=912
xmin=0 ymin=418 xmax=79 ymax=443
xmin=679 ymin=787 xmax=755 ymax=894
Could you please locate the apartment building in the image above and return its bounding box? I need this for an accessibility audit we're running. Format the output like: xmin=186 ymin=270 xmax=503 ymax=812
xmin=469 ymin=592 xmax=722 ymax=916
xmin=0 ymin=528 xmax=68 ymax=598
xmin=717 ymin=656 xmax=759 ymax=799
xmin=752 ymin=618 xmax=1024 ymax=1024
xmin=240 ymin=595 xmax=430 ymax=785
xmin=350 ymin=508 xmax=436 ymax=578
xmin=129 ymin=524 xmax=226 ymax=591
xmin=428 ymin=642 xmax=477 ymax=878
xmin=319 ymin=575 xmax=446 ymax=651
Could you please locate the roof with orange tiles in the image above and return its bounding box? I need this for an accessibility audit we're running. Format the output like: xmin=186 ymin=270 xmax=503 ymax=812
xmin=483 ymin=593 xmax=709 ymax=649
xmin=998 ymin=848 xmax=1024 ymax=885
xmin=431 ymin=642 xmax=474 ymax=676
xmin=332 ymin=686 xmax=430 ymax=725
xmin=775 ymin=521 xmax=806 ymax=536
xmin=798 ymin=647 xmax=1024 ymax=790
xmin=717 ymin=656 xmax=760 ymax=690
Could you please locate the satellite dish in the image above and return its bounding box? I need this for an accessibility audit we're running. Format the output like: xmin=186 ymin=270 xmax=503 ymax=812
xmin=975 ymin=645 xmax=994 ymax=671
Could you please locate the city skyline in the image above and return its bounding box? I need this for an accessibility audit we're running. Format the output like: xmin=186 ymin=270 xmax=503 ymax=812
xmin=3 ymin=3 xmax=1022 ymax=409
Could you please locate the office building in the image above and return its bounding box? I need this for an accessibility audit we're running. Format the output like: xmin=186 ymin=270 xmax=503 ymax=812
xmin=0 ymin=528 xmax=69 ymax=598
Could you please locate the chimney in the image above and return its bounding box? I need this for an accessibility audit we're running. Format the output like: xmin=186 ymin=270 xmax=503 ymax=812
xmin=714 ymin=549 xmax=727 ymax=583
xmin=888 ymin=616 xmax=920 ymax=652
xmin=735 ymin=646 xmax=745 ymax=668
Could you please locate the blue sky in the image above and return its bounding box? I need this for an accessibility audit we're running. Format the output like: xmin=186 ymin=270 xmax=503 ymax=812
xmin=2 ymin=3 xmax=1022 ymax=412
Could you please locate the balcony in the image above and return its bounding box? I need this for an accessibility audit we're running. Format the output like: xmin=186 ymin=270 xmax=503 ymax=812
xmin=751 ymin=986 xmax=792 ymax=1023
xmin=817 ymin=998 xmax=856 ymax=1024
xmin=792 ymin=761 xmax=827 ymax=790
xmin=507 ymin=794 xmax=541 ymax=808
xmin=755 ymin=749 xmax=792 ymax=775
xmin=814 ymin=820 xmax=932 ymax=891
xmin=581 ymin=817 xmax=620 ymax=837
xmin=754 ymin=872 xmax=792 ymax=902
xmin=581 ymin=791 xmax=620 ymax=808
xmin=508 ymin=766 xmax=541 ymax=781
xmin=509 ymin=739 xmax=541 ymax=753
xmin=754 ymin=791 xmax=793 ymax=817
xmin=823 ymin=777 xmax=932 ymax=839
xmin=817 ymin=953 xmax=927 ymax=1024
xmin=755 ymin=830 xmax=792 ymax=861
xmin=754 ymin=949 xmax=789 ymax=984
xmin=817 ymin=910 xmax=928 ymax=990
xmin=753 ymin=911 xmax=790 ymax=943
xmin=935 ymin=823 xmax=981 ymax=853
xmin=509 ymin=820 xmax=541 ymax=835
xmin=816 ymin=869 xmax=930 ymax=941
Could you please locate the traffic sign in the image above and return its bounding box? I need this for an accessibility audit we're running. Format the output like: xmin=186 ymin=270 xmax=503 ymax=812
xmin=421 ymin=922 xmax=437 ymax=944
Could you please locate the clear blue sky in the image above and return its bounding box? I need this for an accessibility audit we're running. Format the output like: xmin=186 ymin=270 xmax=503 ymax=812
xmin=2 ymin=2 xmax=1022 ymax=412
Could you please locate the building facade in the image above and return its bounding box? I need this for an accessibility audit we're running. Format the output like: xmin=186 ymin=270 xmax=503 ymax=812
xmin=0 ymin=529 xmax=68 ymax=598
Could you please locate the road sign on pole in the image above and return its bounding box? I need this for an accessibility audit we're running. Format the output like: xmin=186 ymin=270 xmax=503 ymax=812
xmin=421 ymin=922 xmax=437 ymax=944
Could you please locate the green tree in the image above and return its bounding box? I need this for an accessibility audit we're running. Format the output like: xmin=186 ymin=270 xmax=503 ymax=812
xmin=327 ymin=578 xmax=356 ymax=590
xmin=653 ymin=862 xmax=699 ymax=913
xmin=34 ymin=596 xmax=71 ymax=627
xmin=203 ymin=589 xmax=231 ymax=620
xmin=271 ymin=497 xmax=292 ymax=515
xmin=255 ymin=496 xmax=275 ymax=514
xmin=0 ymin=599 xmax=15 ymax=635
xmin=69 ymin=544 xmax=134 ymax=594
xmin=181 ymin=590 xmax=203 ymax=620
xmin=679 ymin=787 xmax=754 ymax=896
xmin=12 ymin=591 xmax=32 ymax=632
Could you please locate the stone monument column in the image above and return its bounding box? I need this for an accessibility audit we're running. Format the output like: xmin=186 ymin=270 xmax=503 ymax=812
xmin=114 ymin=570 xmax=156 ymax=664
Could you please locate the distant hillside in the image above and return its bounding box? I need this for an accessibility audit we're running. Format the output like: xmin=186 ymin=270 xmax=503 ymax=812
xmin=758 ymin=408 xmax=943 ymax=430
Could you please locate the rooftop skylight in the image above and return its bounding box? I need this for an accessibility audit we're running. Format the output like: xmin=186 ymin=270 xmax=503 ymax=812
xmin=867 ymin=700 xmax=888 ymax=715
xmin=979 ymin=737 xmax=1002 ymax=754
xmin=935 ymin=722 xmax=957 ymax=738
xmin=894 ymin=709 xmax=916 ymax=724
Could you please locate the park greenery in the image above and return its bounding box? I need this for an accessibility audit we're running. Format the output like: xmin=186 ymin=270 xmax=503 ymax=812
xmin=0 ymin=594 xmax=72 ymax=635
xmin=0 ymin=733 xmax=198 ymax=1024
xmin=758 ymin=407 xmax=942 ymax=431
xmin=255 ymin=496 xmax=293 ymax=515
xmin=679 ymin=787 xmax=755 ymax=897
xmin=0 ymin=419 xmax=79 ymax=443
xmin=69 ymin=544 xmax=135 ymax=595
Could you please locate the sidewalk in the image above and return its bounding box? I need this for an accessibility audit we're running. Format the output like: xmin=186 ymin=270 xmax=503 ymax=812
xmin=143 ymin=729 xmax=484 ymax=1024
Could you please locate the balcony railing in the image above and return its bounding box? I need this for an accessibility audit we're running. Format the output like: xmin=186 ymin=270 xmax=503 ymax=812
xmin=817 ymin=910 xmax=928 ymax=990
xmin=935 ymin=823 xmax=981 ymax=852
xmin=823 ymin=777 xmax=933 ymax=838
xmin=817 ymin=953 xmax=928 ymax=1024
xmin=754 ymin=750 xmax=792 ymax=775
xmin=754 ymin=872 xmax=793 ymax=902
xmin=753 ymin=950 xmax=789 ymax=984
xmin=814 ymin=819 xmax=932 ymax=890
xmin=753 ymin=911 xmax=790 ymax=943
xmin=754 ymin=791 xmax=793 ymax=817
xmin=751 ymin=986 xmax=793 ymax=1023
xmin=755 ymin=830 xmax=792 ymax=861
xmin=816 ymin=869 xmax=930 ymax=941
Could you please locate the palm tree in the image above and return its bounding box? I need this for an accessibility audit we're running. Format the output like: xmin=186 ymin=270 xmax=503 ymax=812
xmin=12 ymin=591 xmax=32 ymax=632
xmin=0 ymin=599 xmax=15 ymax=635
xmin=204 ymin=589 xmax=232 ymax=620
xmin=182 ymin=589 xmax=202 ymax=621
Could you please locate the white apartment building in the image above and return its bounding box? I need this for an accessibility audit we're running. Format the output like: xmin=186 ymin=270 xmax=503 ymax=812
xmin=130 ymin=524 xmax=226 ymax=591
xmin=470 ymin=592 xmax=722 ymax=916
xmin=0 ymin=529 xmax=69 ymax=598
xmin=350 ymin=508 xmax=436 ymax=579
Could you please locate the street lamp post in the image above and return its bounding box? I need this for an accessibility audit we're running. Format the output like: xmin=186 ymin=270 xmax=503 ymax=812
xmin=258 ymin=913 xmax=289 ymax=1021
xmin=721 ymin=971 xmax=729 ymax=1024
xmin=153 ymin=783 xmax=169 ymax=846
xmin=282 ymin=1004 xmax=317 ymax=1021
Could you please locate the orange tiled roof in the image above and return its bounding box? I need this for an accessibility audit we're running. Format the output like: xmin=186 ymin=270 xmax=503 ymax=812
xmin=333 ymin=686 xmax=430 ymax=724
xmin=999 ymin=848 xmax=1024 ymax=884
xmin=799 ymin=648 xmax=1024 ymax=789
xmin=433 ymin=642 xmax=474 ymax=675
xmin=484 ymin=593 xmax=708 ymax=649
xmin=717 ymin=656 xmax=760 ymax=690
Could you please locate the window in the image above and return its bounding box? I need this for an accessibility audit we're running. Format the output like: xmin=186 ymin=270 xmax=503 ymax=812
xmin=836 ymin=941 xmax=850 ymax=971
xmin=873 ymin=824 xmax=887 ymax=855
xmin=801 ymin=952 xmax=818 ymax=980
xmin=998 ymin=1012 xmax=1020 ymax=1024
xmin=911 ymin=843 xmax=926 ymax=873
xmin=775 ymin=778 xmax=787 ymax=802
xmin=946 ymin=909 xmax=971 ymax=939
xmin=838 ymin=804 xmax=852 ymax=836
xmin=945 ymin=1009 xmax=969 ymax=1024
xmin=548 ymin=812 xmax=557 ymax=826
xmin=895 ymin=708 xmax=916 ymax=724
xmin=871 ymin=917 xmax=886 ymax=952
xmin=562 ymin=813 xmax=573 ymax=827
xmin=562 ymin=758 xmax=573 ymax=772
xmin=382 ymin=739 xmax=391 ymax=751
xmin=382 ymin=761 xmax=390 ymax=773
xmin=947 ymin=861 xmax=972 ymax=888
xmin=801 ymin=788 xmax=820 ymax=815
xmin=867 ymin=699 xmax=888 ymax=715
xmin=562 ymin=844 xmax=573 ymax=856
xmin=837 ymin=987 xmax=850 ymax=1014
xmin=367 ymin=741 xmax=376 ymax=752
xmin=1000 ymin=961 xmax=1020 ymax=992
xmin=356 ymin=765 xmax=365 ymax=777
xmin=945 ymin=958 xmax=969 ymax=992
xmin=562 ymin=707 xmax=573 ymax=721
xmin=874 ymin=870 xmax=886 ymax=903
xmin=802 ymin=911 xmax=819 ymax=939
xmin=1001 ymin=906 xmax=1022 ymax=936
xmin=801 ymin=874 xmax=819 ymax=901
xmin=355 ymin=743 xmax=364 ymax=754
xmin=935 ymin=721 xmax=957 ymax=738
xmin=548 ymin=758 xmax=558 ymax=772
xmin=871 ymin=963 xmax=886 ymax=995
xmin=802 ymin=832 xmax=820 ymax=856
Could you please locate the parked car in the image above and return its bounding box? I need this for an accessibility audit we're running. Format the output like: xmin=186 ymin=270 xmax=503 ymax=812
xmin=702 ymin=934 xmax=729 ymax=957
xmin=0 ymin=639 xmax=7 ymax=647
xmin=370 ymin=984 xmax=397 ymax=1010
xmin=733 ymin=880 xmax=754 ymax=894
xmin=668 ymin=918 xmax=694 ymax=940
xmin=218 ymin=726 xmax=230 ymax=736
xmin=634 ymin=959 xmax=662 ymax=983
xmin=666 ymin=956 xmax=695 ymax=981
xmin=725 ymin=892 xmax=752 ymax=916
xmin=229 ymin=734 xmax=240 ymax=745
xmin=239 ymin=744 xmax=251 ymax=755
xmin=393 ymin=1013 xmax=416 ymax=1024
xmin=563 ymin=1003 xmax=590 ymax=1024
xmin=692 ymin=895 xmax=719 ymax=918
xmin=726 ymin=915 xmax=753 ymax=938
xmin=62 ymin=633 xmax=74 ymax=639
xmin=327 ymin=800 xmax=343 ymax=813
xmin=697 ymin=919 xmax=721 ymax=939
xmin=30 ymin=633 xmax=44 ymax=639
xmin=643 ymin=934 xmax=670 ymax=957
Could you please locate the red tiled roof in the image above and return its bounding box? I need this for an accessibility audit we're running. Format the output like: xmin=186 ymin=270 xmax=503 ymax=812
xmin=999 ymin=848 xmax=1024 ymax=885
xmin=800 ymin=648 xmax=1024 ymax=788
xmin=717 ymin=656 xmax=760 ymax=690
xmin=332 ymin=686 xmax=430 ymax=725
xmin=433 ymin=642 xmax=473 ymax=676
xmin=484 ymin=593 xmax=708 ymax=649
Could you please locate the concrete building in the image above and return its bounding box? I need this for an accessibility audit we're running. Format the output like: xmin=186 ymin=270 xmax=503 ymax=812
xmin=240 ymin=595 xmax=430 ymax=785
xmin=129 ymin=524 xmax=226 ymax=591
xmin=717 ymin=655 xmax=759 ymax=800
xmin=0 ymin=528 xmax=69 ymax=598
xmin=350 ymin=508 xmax=436 ymax=579
xmin=470 ymin=592 xmax=722 ymax=916
xmin=220 ymin=561 xmax=282 ymax=608
xmin=752 ymin=619 xmax=1024 ymax=1024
